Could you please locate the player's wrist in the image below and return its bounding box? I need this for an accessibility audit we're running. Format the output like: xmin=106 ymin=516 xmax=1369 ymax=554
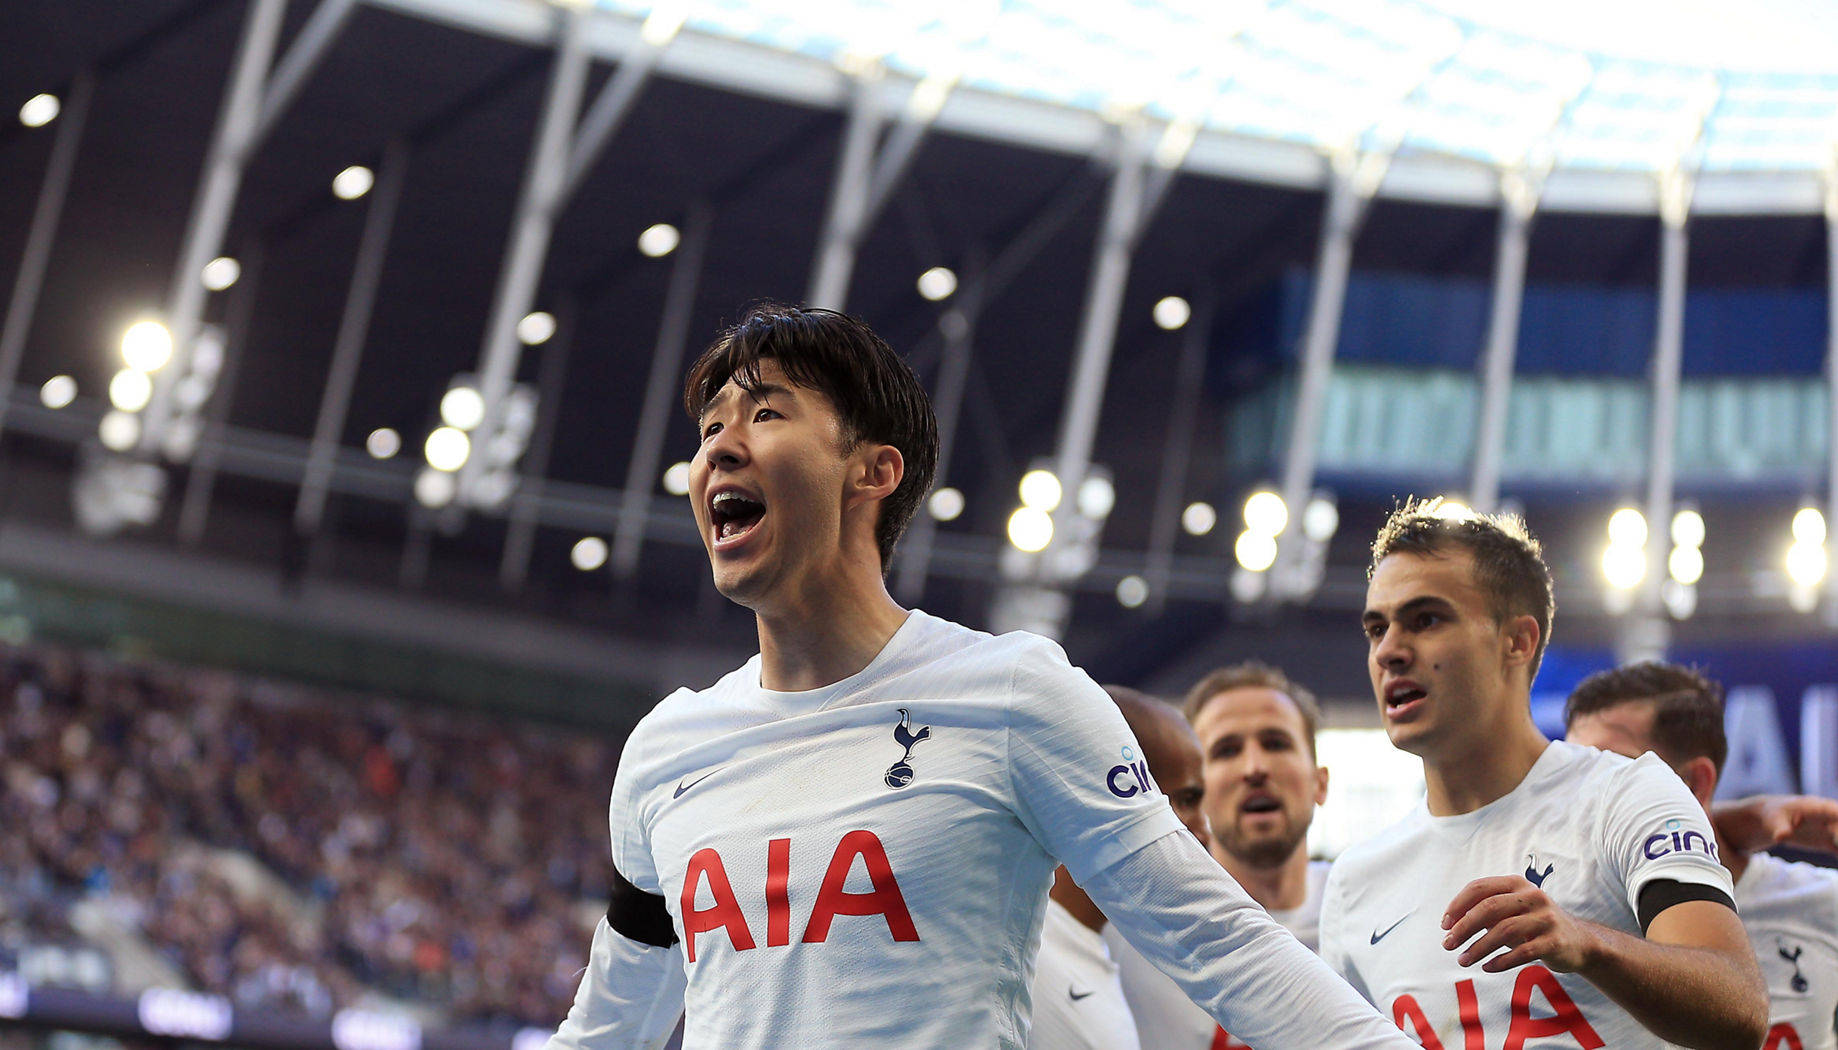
xmin=1559 ymin=917 xmax=1612 ymax=976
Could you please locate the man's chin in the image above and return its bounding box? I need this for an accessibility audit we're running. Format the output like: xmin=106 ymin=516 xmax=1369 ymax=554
xmin=1217 ymin=827 xmax=1306 ymax=869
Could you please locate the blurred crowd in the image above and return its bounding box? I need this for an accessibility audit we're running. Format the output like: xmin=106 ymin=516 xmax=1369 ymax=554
xmin=0 ymin=643 xmax=619 ymax=1029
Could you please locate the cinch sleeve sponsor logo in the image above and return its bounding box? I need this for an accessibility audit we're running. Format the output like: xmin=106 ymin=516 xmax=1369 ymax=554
xmin=1640 ymin=818 xmax=1718 ymax=860
xmin=1106 ymin=745 xmax=1159 ymax=799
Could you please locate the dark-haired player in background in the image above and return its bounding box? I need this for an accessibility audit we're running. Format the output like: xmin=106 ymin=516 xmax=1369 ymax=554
xmin=543 ymin=305 xmax=1419 ymax=1050
xmin=1566 ymin=661 xmax=1838 ymax=1050
xmin=1319 ymin=499 xmax=1767 ymax=1049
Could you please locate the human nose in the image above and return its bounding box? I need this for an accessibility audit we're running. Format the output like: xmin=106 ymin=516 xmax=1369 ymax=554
xmin=702 ymin=421 xmax=746 ymax=471
xmin=1372 ymin=624 xmax=1410 ymax=672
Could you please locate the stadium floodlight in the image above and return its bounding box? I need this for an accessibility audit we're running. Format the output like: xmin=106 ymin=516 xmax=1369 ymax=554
xmin=927 ymin=486 xmax=964 ymax=522
xmin=1607 ymin=507 xmax=1648 ymax=548
xmin=97 ymin=410 xmax=140 ymax=452
xmin=413 ymin=467 xmax=457 ymax=508
xmin=423 ymin=426 xmax=471 ymax=472
xmin=1115 ymin=575 xmax=1149 ymax=608
xmin=39 ymin=375 xmax=76 ymax=409
xmin=121 ymin=321 xmax=173 ymax=372
xmin=1181 ymin=501 xmax=1216 ymax=536
xmin=640 ymin=0 xmax=689 ymax=46
xmin=1235 ymin=529 xmax=1278 ymax=572
xmin=1787 ymin=539 xmax=1828 ymax=588
xmin=332 ymin=165 xmax=374 ymax=200
xmin=1601 ymin=543 xmax=1645 ymax=590
xmin=201 ymin=257 xmax=241 ymax=291
xmin=108 ymin=369 xmax=152 ymax=413
xmin=1152 ymin=296 xmax=1191 ymax=331
xmin=1667 ymin=544 xmax=1704 ymax=586
xmin=18 ymin=94 xmax=58 ymax=128
xmin=1242 ymin=490 xmax=1287 ymax=536
xmin=1792 ymin=507 xmax=1826 ymax=546
xmin=365 ymin=428 xmax=401 ymax=459
xmin=662 ymin=460 xmax=691 ymax=496
xmin=638 ymin=223 xmax=681 ymax=258
xmin=1018 ymin=469 xmax=1062 ymax=512
xmin=571 ymin=536 xmax=610 ymax=571
xmin=516 ymin=311 xmax=557 ymax=346
xmin=917 ymin=266 xmax=957 ymax=301
xmin=1670 ymin=508 xmax=1705 ymax=549
xmin=439 ymin=386 xmax=486 ymax=431
xmin=1303 ymin=495 xmax=1339 ymax=543
xmin=1077 ymin=475 xmax=1115 ymax=519
xmin=1007 ymin=506 xmax=1054 ymax=552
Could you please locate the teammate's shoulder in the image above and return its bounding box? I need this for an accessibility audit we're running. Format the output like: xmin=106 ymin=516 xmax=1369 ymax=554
xmin=1749 ymin=849 xmax=1838 ymax=894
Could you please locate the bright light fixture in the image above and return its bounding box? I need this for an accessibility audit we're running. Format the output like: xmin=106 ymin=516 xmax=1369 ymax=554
xmin=1077 ymin=475 xmax=1115 ymax=519
xmin=917 ymin=266 xmax=958 ymax=301
xmin=1234 ymin=529 xmax=1278 ymax=572
xmin=927 ymin=486 xmax=964 ymax=521
xmin=1787 ymin=540 xmax=1828 ymax=588
xmin=662 ymin=460 xmax=691 ymax=496
xmin=18 ymin=94 xmax=59 ymax=128
xmin=1667 ymin=545 xmax=1704 ymax=586
xmin=414 ymin=467 xmax=457 ymax=508
xmin=121 ymin=321 xmax=173 ymax=372
xmin=571 ymin=536 xmax=609 ymax=571
xmin=1792 ymin=507 xmax=1826 ymax=546
xmin=1007 ymin=506 xmax=1054 ymax=552
xmin=1116 ymin=575 xmax=1149 ymax=608
xmin=1181 ymin=501 xmax=1216 ymax=536
xmin=1242 ymin=490 xmax=1287 ymax=536
xmin=201 ymin=257 xmax=241 ymax=291
xmin=1670 ymin=508 xmax=1705 ymax=549
xmin=1302 ymin=496 xmax=1339 ymax=542
xmin=98 ymin=410 xmax=140 ymax=451
xmin=38 ymin=375 xmax=76 ymax=409
xmin=366 ymin=427 xmax=401 ymax=459
xmin=424 ymin=426 xmax=471 ymax=471
xmin=1152 ymin=295 xmax=1191 ymax=331
xmin=108 ymin=369 xmax=152 ymax=413
xmin=440 ymin=386 xmax=486 ymax=431
xmin=517 ymin=311 xmax=557 ymax=345
xmin=332 ymin=165 xmax=375 ymax=200
xmin=1018 ymin=469 xmax=1062 ymax=512
xmin=1607 ymin=507 xmax=1648 ymax=548
xmin=1601 ymin=544 xmax=1645 ymax=589
xmin=1432 ymin=498 xmax=1473 ymax=521
xmin=638 ymin=223 xmax=681 ymax=258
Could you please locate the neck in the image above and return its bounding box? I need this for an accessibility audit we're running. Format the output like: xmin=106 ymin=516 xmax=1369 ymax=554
xmin=754 ymin=565 xmax=909 ymax=692
xmin=1216 ymin=843 xmax=1312 ymax=912
xmin=1049 ymin=866 xmax=1106 ymax=933
xmin=1422 ymin=709 xmax=1550 ymax=816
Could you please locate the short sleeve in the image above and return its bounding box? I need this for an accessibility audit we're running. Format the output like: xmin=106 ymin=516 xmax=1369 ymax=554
xmin=608 ymin=715 xmax=667 ymax=895
xmin=1598 ymin=752 xmax=1734 ymax=913
xmin=1002 ymin=638 xmax=1185 ymax=883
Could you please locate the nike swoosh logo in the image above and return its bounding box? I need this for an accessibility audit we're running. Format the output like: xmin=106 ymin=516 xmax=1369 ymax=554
xmin=1069 ymin=989 xmax=1094 ymax=1002
xmin=1370 ymin=912 xmax=1412 ymax=945
xmin=673 ymin=769 xmax=719 ymax=799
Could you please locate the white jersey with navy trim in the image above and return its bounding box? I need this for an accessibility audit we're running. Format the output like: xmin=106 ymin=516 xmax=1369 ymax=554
xmin=1319 ymin=740 xmax=1735 ymax=1050
xmin=1026 ymin=900 xmax=1140 ymax=1050
xmin=1736 ymin=851 xmax=1838 ymax=1050
xmin=1104 ymin=861 xmax=1331 ymax=1050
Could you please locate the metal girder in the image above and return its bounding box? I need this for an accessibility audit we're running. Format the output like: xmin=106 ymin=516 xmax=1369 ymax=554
xmin=611 ymin=202 xmax=714 ymax=580
xmin=1637 ymin=170 xmax=1693 ymax=638
xmin=177 ymin=245 xmax=266 ymax=544
xmin=1468 ymin=172 xmax=1541 ymax=512
xmin=894 ymin=266 xmax=981 ymax=604
xmin=0 ymin=71 xmax=92 ymax=441
xmin=251 ymin=0 xmax=357 ymax=148
xmin=1143 ymin=290 xmax=1216 ymax=613
xmin=499 ymin=295 xmax=578 ymax=590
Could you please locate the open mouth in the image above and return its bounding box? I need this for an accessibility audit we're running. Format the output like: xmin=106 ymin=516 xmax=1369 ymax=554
xmin=1240 ymin=794 xmax=1281 ymax=815
xmin=710 ymin=490 xmax=766 ymax=545
xmin=1385 ymin=681 xmax=1428 ymax=716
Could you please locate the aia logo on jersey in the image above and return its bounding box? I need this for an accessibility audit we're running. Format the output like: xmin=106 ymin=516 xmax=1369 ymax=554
xmin=1106 ymin=745 xmax=1159 ymax=799
xmin=884 ymin=708 xmax=931 ymax=789
xmin=1640 ymin=817 xmax=1717 ymax=860
xmin=1390 ymin=965 xmax=1604 ymax=1050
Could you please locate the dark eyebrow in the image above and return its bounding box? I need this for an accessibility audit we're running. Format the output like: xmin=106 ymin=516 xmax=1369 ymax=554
xmin=700 ymin=381 xmax=795 ymax=424
xmin=1365 ymin=595 xmax=1454 ymax=625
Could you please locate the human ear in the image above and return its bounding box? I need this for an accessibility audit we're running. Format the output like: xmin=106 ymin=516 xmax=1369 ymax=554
xmin=1678 ymin=756 xmax=1718 ymax=809
xmin=1502 ymin=613 xmax=1540 ymax=669
xmin=847 ymin=444 xmax=903 ymax=508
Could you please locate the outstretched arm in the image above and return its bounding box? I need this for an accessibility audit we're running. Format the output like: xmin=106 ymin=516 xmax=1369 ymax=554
xmin=545 ymin=917 xmax=686 ymax=1050
xmin=1084 ymin=830 xmax=1417 ymax=1050
xmin=1711 ymin=794 xmax=1838 ymax=858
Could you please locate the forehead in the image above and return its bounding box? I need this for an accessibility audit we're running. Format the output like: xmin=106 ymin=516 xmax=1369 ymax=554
xmin=1364 ymin=548 xmax=1484 ymax=614
xmin=1192 ymin=686 xmax=1308 ymax=740
xmin=1566 ymin=700 xmax=1657 ymax=757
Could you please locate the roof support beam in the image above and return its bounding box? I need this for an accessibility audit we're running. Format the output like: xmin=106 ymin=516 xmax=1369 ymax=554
xmin=0 ymin=71 xmax=92 ymax=441
xmin=1143 ymin=289 xmax=1216 ymax=614
xmin=251 ymin=0 xmax=357 ymax=148
xmin=611 ymin=201 xmax=714 ymax=580
xmin=177 ymin=245 xmax=265 ymax=544
xmin=1468 ymin=171 xmax=1541 ymax=512
xmin=499 ymin=293 xmax=579 ymax=590
xmin=1824 ymin=170 xmax=1838 ymax=626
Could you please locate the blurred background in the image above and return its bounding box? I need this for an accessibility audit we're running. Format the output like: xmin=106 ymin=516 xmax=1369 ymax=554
xmin=1 ymin=1 xmax=1835 ymax=1048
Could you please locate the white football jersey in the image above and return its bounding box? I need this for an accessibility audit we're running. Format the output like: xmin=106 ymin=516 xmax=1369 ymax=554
xmin=1319 ymin=741 xmax=1733 ymax=1050
xmin=1027 ymin=900 xmax=1141 ymax=1050
xmin=610 ymin=611 xmax=1185 ymax=1050
xmin=1736 ymin=852 xmax=1838 ymax=1050
xmin=1104 ymin=861 xmax=1331 ymax=1050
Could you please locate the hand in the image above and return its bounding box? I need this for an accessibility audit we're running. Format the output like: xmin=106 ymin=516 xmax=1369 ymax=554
xmin=1441 ymin=875 xmax=1598 ymax=974
xmin=1712 ymin=795 xmax=1838 ymax=855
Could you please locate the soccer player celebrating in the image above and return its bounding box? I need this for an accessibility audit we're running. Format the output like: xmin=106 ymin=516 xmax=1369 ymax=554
xmin=1027 ymin=685 xmax=1211 ymax=1050
xmin=1566 ymin=661 xmax=1838 ymax=1050
xmin=545 ymin=305 xmax=1417 ymax=1050
xmin=1318 ymin=498 xmax=1768 ymax=1049
xmin=1102 ymin=663 xmax=1333 ymax=1050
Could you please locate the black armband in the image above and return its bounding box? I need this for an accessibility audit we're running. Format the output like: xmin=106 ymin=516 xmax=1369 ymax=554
xmin=1636 ymin=878 xmax=1736 ymax=933
xmin=608 ymin=864 xmax=678 ymax=948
